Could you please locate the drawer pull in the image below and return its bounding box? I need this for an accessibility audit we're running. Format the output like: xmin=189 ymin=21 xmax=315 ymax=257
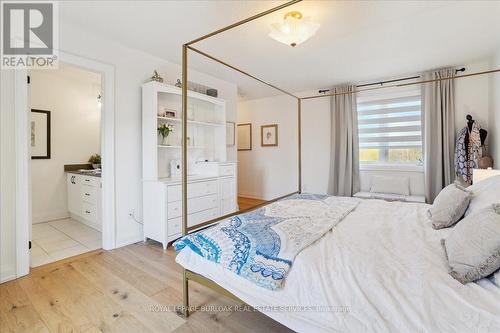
xmin=85 ymin=210 xmax=91 ymax=214
xmin=85 ymin=179 xmax=90 ymax=182
xmin=85 ymin=193 xmax=90 ymax=196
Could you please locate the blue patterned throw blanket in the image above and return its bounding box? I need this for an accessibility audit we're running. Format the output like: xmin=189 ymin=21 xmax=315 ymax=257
xmin=174 ymin=194 xmax=360 ymax=290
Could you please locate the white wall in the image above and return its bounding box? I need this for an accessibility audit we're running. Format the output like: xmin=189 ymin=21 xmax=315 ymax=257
xmin=237 ymin=60 xmax=493 ymax=199
xmin=455 ymin=60 xmax=491 ymax=139
xmin=489 ymin=49 xmax=500 ymax=164
xmin=30 ymin=66 xmax=101 ymax=223
xmin=237 ymin=95 xmax=298 ymax=200
xmin=0 ymin=22 xmax=238 ymax=282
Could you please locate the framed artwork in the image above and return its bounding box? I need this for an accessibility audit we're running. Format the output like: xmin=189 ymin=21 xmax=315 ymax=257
xmin=226 ymin=121 xmax=235 ymax=147
xmin=261 ymin=124 xmax=278 ymax=147
xmin=31 ymin=109 xmax=51 ymax=159
xmin=237 ymin=123 xmax=252 ymax=151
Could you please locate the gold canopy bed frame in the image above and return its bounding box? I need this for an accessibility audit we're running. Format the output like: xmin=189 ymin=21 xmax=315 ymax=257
xmin=179 ymin=0 xmax=500 ymax=317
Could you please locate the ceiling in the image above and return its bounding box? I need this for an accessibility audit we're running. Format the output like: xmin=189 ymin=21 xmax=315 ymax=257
xmin=60 ymin=1 xmax=500 ymax=99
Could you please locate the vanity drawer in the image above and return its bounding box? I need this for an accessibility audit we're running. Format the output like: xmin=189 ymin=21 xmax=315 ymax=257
xmin=167 ymin=194 xmax=218 ymax=218
xmin=219 ymin=164 xmax=235 ymax=177
xmin=81 ymin=202 xmax=97 ymax=223
xmin=80 ymin=185 xmax=97 ymax=204
xmin=80 ymin=176 xmax=99 ymax=188
xmin=166 ymin=180 xmax=218 ymax=202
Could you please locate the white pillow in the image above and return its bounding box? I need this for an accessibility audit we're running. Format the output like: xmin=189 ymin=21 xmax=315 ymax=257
xmin=370 ymin=175 xmax=410 ymax=196
xmin=465 ymin=175 xmax=500 ymax=216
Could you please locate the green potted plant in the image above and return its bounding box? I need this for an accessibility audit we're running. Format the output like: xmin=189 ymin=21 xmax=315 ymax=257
xmin=158 ymin=123 xmax=174 ymax=145
xmin=88 ymin=154 xmax=101 ymax=169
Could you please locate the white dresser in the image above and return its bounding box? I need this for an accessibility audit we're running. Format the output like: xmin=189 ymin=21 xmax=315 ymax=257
xmin=143 ymin=162 xmax=237 ymax=249
xmin=67 ymin=173 xmax=102 ymax=231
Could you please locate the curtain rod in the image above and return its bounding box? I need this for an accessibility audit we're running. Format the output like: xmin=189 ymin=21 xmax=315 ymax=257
xmin=303 ymin=68 xmax=499 ymax=100
xmin=317 ymin=67 xmax=466 ymax=94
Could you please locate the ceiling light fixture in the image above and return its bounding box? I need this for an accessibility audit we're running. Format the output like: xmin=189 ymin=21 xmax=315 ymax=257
xmin=269 ymin=11 xmax=320 ymax=47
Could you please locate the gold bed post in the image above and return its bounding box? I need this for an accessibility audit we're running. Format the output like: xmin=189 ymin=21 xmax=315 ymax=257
xmin=181 ymin=43 xmax=189 ymax=317
xmin=298 ymin=98 xmax=302 ymax=193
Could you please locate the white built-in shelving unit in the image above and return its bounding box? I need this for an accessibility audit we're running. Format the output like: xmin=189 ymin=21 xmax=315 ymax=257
xmin=142 ymin=82 xmax=237 ymax=248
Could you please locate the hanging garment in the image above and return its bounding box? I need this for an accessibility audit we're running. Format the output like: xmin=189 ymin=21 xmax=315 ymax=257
xmin=454 ymin=122 xmax=482 ymax=184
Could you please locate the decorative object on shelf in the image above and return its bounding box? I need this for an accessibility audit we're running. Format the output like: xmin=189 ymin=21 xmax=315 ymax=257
xmin=175 ymin=79 xmax=182 ymax=88
xmin=165 ymin=110 xmax=176 ymax=118
xmin=269 ymin=11 xmax=320 ymax=47
xmin=150 ymin=70 xmax=164 ymax=83
xmin=226 ymin=122 xmax=235 ymax=147
xmin=261 ymin=124 xmax=278 ymax=147
xmin=88 ymin=154 xmax=101 ymax=169
xmin=237 ymin=123 xmax=252 ymax=151
xmin=170 ymin=160 xmax=181 ymax=178
xmin=30 ymin=109 xmax=51 ymax=159
xmin=207 ymin=88 xmax=218 ymax=97
xmin=158 ymin=123 xmax=174 ymax=145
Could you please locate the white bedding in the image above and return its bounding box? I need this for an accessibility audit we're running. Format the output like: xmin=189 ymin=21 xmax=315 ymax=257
xmin=176 ymin=199 xmax=500 ymax=333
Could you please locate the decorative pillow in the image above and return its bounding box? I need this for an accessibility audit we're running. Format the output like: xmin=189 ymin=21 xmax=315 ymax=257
xmin=370 ymin=175 xmax=410 ymax=196
xmin=427 ymin=183 xmax=471 ymax=229
xmin=441 ymin=204 xmax=500 ymax=284
xmin=465 ymin=175 xmax=500 ymax=217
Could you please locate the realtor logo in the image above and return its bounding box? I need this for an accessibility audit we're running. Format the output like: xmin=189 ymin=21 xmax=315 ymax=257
xmin=1 ymin=1 xmax=58 ymax=69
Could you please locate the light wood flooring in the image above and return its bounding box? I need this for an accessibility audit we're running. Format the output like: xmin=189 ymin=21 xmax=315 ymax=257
xmin=0 ymin=241 xmax=293 ymax=333
xmin=237 ymin=197 xmax=266 ymax=211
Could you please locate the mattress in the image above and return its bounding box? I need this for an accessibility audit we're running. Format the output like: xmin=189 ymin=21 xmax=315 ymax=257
xmin=176 ymin=199 xmax=500 ymax=333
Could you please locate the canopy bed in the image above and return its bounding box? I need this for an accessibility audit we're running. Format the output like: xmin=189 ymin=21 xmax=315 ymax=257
xmin=176 ymin=1 xmax=500 ymax=332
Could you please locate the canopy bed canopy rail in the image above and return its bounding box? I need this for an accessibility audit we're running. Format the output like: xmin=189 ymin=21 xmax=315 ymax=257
xmin=179 ymin=0 xmax=500 ymax=318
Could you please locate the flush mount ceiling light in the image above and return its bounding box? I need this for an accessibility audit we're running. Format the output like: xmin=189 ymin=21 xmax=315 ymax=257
xmin=269 ymin=11 xmax=320 ymax=47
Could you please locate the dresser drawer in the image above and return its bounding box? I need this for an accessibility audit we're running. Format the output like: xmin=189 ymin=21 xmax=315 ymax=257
xmin=219 ymin=164 xmax=235 ymax=177
xmin=188 ymin=207 xmax=219 ymax=227
xmin=167 ymin=218 xmax=182 ymax=236
xmin=166 ymin=180 xmax=218 ymax=202
xmin=81 ymin=202 xmax=97 ymax=223
xmin=80 ymin=185 xmax=97 ymax=204
xmin=167 ymin=207 xmax=220 ymax=235
xmin=167 ymin=194 xmax=218 ymax=218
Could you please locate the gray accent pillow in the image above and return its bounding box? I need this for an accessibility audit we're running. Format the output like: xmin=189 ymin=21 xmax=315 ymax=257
xmin=428 ymin=183 xmax=471 ymax=229
xmin=441 ymin=204 xmax=500 ymax=284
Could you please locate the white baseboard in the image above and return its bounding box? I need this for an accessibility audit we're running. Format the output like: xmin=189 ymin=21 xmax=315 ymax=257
xmin=69 ymin=213 xmax=102 ymax=232
xmin=238 ymin=191 xmax=287 ymax=201
xmin=116 ymin=234 xmax=144 ymax=249
xmin=32 ymin=211 xmax=70 ymax=224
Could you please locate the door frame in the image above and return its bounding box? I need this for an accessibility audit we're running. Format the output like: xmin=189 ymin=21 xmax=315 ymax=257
xmin=15 ymin=50 xmax=116 ymax=277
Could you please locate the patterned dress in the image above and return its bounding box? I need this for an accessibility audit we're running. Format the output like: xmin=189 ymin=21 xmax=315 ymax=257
xmin=454 ymin=122 xmax=482 ymax=185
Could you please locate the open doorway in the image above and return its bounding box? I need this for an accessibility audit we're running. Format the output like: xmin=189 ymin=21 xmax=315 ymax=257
xmin=29 ymin=64 xmax=103 ymax=267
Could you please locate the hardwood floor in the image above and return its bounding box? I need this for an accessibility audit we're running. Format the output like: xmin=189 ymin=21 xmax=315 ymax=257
xmin=238 ymin=197 xmax=266 ymax=211
xmin=0 ymin=241 xmax=293 ymax=333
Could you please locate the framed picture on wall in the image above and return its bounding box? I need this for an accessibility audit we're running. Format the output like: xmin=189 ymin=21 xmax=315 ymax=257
xmin=226 ymin=121 xmax=235 ymax=147
xmin=31 ymin=109 xmax=51 ymax=159
xmin=237 ymin=123 xmax=252 ymax=151
xmin=261 ymin=124 xmax=278 ymax=147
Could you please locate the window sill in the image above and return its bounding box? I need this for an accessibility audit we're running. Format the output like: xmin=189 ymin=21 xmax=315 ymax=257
xmin=360 ymin=164 xmax=424 ymax=172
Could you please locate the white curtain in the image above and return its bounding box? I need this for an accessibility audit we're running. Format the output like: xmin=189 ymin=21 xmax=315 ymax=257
xmin=328 ymin=85 xmax=360 ymax=196
xmin=423 ymin=68 xmax=456 ymax=203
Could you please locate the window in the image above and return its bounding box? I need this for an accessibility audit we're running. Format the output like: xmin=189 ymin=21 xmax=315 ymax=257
xmin=357 ymin=87 xmax=422 ymax=167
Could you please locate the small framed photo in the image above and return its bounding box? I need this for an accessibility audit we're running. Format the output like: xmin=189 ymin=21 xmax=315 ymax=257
xmin=31 ymin=109 xmax=51 ymax=159
xmin=261 ymin=124 xmax=278 ymax=147
xmin=237 ymin=123 xmax=252 ymax=151
xmin=226 ymin=121 xmax=235 ymax=147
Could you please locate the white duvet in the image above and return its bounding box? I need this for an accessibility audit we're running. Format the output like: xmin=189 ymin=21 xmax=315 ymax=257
xmin=176 ymin=199 xmax=500 ymax=333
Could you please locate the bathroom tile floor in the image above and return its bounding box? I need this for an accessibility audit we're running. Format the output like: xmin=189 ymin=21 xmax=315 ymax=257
xmin=31 ymin=218 xmax=101 ymax=267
